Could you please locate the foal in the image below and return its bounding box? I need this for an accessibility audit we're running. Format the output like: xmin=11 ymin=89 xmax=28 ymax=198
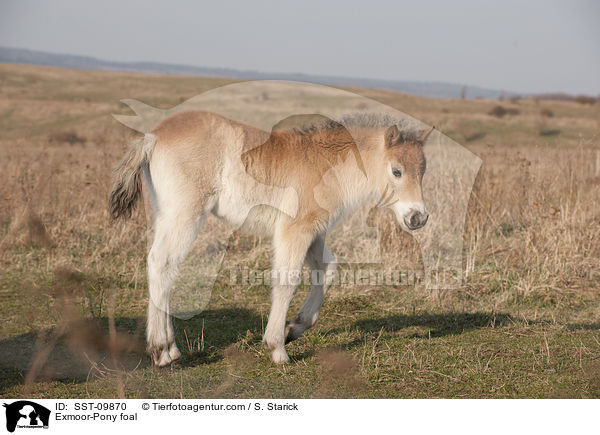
xmin=110 ymin=111 xmax=432 ymax=366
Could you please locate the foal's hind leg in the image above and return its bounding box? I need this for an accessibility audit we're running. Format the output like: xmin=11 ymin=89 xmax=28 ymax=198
xmin=285 ymin=236 xmax=337 ymax=343
xmin=147 ymin=211 xmax=204 ymax=366
xmin=263 ymin=224 xmax=314 ymax=364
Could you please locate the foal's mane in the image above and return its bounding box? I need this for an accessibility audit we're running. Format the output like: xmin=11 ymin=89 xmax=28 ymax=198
xmin=277 ymin=112 xmax=426 ymax=145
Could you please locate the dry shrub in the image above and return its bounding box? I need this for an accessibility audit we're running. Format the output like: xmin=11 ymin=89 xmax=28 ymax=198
xmin=574 ymin=95 xmax=597 ymax=105
xmin=533 ymin=113 xmax=561 ymax=137
xmin=540 ymin=108 xmax=554 ymax=118
xmin=535 ymin=116 xmax=560 ymax=136
xmin=25 ymin=212 xmax=52 ymax=247
xmin=2 ymin=206 xmax=52 ymax=248
xmin=48 ymin=130 xmax=86 ymax=145
xmin=464 ymin=131 xmax=487 ymax=142
xmin=488 ymin=105 xmax=520 ymax=118
xmin=539 ymin=128 xmax=561 ymax=136
xmin=0 ymin=157 xmax=56 ymax=248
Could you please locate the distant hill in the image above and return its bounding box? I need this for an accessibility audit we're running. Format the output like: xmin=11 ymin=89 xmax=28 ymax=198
xmin=0 ymin=46 xmax=516 ymax=100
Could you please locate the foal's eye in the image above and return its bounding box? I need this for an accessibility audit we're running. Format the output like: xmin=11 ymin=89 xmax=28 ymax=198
xmin=392 ymin=168 xmax=402 ymax=178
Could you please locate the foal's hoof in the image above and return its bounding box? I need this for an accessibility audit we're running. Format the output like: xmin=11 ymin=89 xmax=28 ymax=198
xmin=263 ymin=338 xmax=291 ymax=364
xmin=285 ymin=323 xmax=302 ymax=344
xmin=270 ymin=347 xmax=290 ymax=365
xmin=285 ymin=320 xmax=310 ymax=344
xmin=149 ymin=343 xmax=182 ymax=367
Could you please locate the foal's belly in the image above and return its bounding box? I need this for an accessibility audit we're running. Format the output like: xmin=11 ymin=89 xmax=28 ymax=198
xmin=213 ymin=194 xmax=280 ymax=238
xmin=212 ymin=162 xmax=299 ymax=238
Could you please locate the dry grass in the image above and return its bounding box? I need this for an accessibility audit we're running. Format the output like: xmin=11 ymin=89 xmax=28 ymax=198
xmin=488 ymin=105 xmax=520 ymax=118
xmin=0 ymin=63 xmax=599 ymax=398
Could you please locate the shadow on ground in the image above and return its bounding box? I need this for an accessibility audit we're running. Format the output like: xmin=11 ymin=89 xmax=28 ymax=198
xmin=288 ymin=311 xmax=516 ymax=360
xmin=0 ymin=308 xmax=261 ymax=394
xmin=567 ymin=322 xmax=600 ymax=331
xmin=351 ymin=311 xmax=514 ymax=337
xmin=1 ymin=309 xmax=516 ymax=393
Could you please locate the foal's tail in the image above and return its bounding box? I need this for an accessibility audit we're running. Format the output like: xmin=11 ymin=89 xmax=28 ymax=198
xmin=109 ymin=134 xmax=156 ymax=220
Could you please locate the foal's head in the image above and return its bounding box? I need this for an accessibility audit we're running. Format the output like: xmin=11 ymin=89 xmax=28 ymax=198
xmin=379 ymin=124 xmax=433 ymax=231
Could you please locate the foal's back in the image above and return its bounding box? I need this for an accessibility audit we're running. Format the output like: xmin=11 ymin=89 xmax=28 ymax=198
xmin=149 ymin=111 xmax=361 ymax=234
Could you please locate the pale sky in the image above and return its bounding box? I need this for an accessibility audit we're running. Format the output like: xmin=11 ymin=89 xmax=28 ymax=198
xmin=1 ymin=0 xmax=599 ymax=94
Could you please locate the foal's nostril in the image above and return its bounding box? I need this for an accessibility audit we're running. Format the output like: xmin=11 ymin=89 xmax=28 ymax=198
xmin=409 ymin=213 xmax=420 ymax=228
xmin=405 ymin=210 xmax=428 ymax=230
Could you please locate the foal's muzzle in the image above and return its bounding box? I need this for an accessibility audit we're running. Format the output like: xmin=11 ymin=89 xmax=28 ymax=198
xmin=404 ymin=210 xmax=429 ymax=230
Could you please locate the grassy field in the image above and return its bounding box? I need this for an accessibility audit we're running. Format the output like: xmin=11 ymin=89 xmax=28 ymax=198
xmin=0 ymin=62 xmax=599 ymax=398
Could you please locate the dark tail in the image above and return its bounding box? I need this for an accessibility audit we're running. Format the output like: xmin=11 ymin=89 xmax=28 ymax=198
xmin=109 ymin=134 xmax=156 ymax=220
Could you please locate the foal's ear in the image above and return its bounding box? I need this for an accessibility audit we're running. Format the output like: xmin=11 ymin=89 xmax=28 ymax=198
xmin=385 ymin=125 xmax=400 ymax=147
xmin=418 ymin=126 xmax=435 ymax=143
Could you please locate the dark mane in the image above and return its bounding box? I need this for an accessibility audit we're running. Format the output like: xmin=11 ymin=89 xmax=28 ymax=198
xmin=274 ymin=112 xmax=425 ymax=144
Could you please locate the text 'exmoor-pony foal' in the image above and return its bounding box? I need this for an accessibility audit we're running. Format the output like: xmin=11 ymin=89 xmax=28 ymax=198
xmin=110 ymin=111 xmax=432 ymax=366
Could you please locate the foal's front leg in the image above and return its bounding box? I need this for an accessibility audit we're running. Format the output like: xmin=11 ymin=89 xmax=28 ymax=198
xmin=263 ymin=225 xmax=314 ymax=364
xmin=285 ymin=236 xmax=337 ymax=343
